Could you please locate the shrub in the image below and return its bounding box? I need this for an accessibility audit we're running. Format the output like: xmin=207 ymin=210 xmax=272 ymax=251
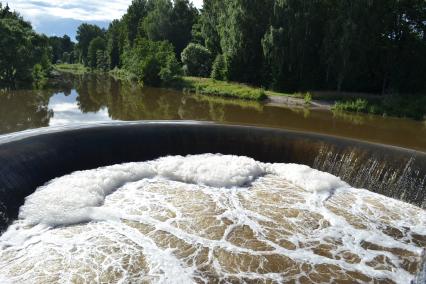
xmin=304 ymin=92 xmax=312 ymax=105
xmin=181 ymin=43 xmax=212 ymax=77
xmin=211 ymin=54 xmax=227 ymax=80
xmin=31 ymin=63 xmax=47 ymax=88
xmin=122 ymin=38 xmax=180 ymax=86
xmin=333 ymin=99 xmax=368 ymax=113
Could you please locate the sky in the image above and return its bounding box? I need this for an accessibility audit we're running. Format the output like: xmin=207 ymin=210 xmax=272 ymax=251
xmin=5 ymin=0 xmax=203 ymax=40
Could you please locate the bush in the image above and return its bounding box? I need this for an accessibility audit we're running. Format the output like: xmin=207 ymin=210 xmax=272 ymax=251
xmin=31 ymin=63 xmax=47 ymax=88
xmin=304 ymin=92 xmax=312 ymax=105
xmin=211 ymin=54 xmax=227 ymax=80
xmin=333 ymin=99 xmax=368 ymax=113
xmin=122 ymin=38 xmax=180 ymax=86
xmin=181 ymin=43 xmax=212 ymax=77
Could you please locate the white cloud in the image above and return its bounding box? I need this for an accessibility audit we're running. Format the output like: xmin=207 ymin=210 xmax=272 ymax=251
xmin=6 ymin=0 xmax=203 ymax=22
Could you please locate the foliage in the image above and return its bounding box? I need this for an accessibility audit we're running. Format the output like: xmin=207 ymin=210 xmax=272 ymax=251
xmin=88 ymin=37 xmax=106 ymax=69
xmin=0 ymin=3 xmax=51 ymax=88
xmin=332 ymin=96 xmax=426 ymax=120
xmin=333 ymin=99 xmax=369 ymax=113
xmin=199 ymin=0 xmax=426 ymax=95
xmin=76 ymin=24 xmax=105 ymax=65
xmin=174 ymin=77 xmax=268 ymax=101
xmin=168 ymin=0 xmax=198 ymax=56
xmin=109 ymin=67 xmax=137 ymax=82
xmin=201 ymin=0 xmax=274 ymax=84
xmin=122 ymin=38 xmax=180 ymax=86
xmin=304 ymin=93 xmax=312 ymax=105
xmin=181 ymin=43 xmax=212 ymax=77
xmin=72 ymin=0 xmax=197 ymax=85
xmin=96 ymin=50 xmax=109 ymax=71
xmin=106 ymin=20 xmax=122 ymax=69
xmin=54 ymin=64 xmax=88 ymax=75
xmin=48 ymin=35 xmax=74 ymax=64
xmin=140 ymin=0 xmax=197 ymax=56
xmin=210 ymin=54 xmax=227 ymax=81
xmin=142 ymin=0 xmax=173 ymax=42
xmin=32 ymin=64 xmax=48 ymax=88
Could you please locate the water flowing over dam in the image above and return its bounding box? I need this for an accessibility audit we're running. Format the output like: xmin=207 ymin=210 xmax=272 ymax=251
xmin=0 ymin=122 xmax=424 ymax=283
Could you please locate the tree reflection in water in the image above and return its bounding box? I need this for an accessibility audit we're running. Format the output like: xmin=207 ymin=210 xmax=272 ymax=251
xmin=0 ymin=89 xmax=53 ymax=134
xmin=0 ymin=74 xmax=425 ymax=152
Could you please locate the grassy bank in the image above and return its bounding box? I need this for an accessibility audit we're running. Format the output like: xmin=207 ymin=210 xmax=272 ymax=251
xmin=54 ymin=64 xmax=89 ymax=75
xmin=332 ymin=96 xmax=426 ymax=120
xmin=172 ymin=77 xmax=269 ymax=101
xmin=51 ymin=65 xmax=425 ymax=120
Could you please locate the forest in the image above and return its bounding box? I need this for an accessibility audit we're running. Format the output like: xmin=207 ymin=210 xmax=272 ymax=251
xmin=1 ymin=0 xmax=425 ymax=97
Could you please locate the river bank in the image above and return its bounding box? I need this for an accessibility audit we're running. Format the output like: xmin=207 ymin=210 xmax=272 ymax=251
xmin=52 ymin=65 xmax=425 ymax=121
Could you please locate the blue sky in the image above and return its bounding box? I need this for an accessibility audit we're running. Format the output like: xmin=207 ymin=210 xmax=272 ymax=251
xmin=5 ymin=0 xmax=203 ymax=40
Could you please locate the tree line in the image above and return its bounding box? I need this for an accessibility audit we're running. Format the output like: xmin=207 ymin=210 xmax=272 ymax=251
xmin=1 ymin=0 xmax=425 ymax=95
xmin=74 ymin=0 xmax=426 ymax=94
xmin=0 ymin=3 xmax=51 ymax=88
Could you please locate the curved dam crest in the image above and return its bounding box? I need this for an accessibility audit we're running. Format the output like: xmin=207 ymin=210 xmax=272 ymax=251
xmin=0 ymin=121 xmax=425 ymax=232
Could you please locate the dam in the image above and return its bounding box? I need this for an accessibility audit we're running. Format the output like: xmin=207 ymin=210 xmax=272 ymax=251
xmin=0 ymin=122 xmax=425 ymax=283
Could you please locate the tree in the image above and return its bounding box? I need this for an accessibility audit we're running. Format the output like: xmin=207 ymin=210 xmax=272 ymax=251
xmin=88 ymin=36 xmax=106 ymax=69
xmin=200 ymin=0 xmax=223 ymax=56
xmin=76 ymin=24 xmax=104 ymax=65
xmin=181 ymin=43 xmax=212 ymax=77
xmin=202 ymin=0 xmax=274 ymax=84
xmin=142 ymin=0 xmax=173 ymax=42
xmin=96 ymin=50 xmax=109 ymax=71
xmin=0 ymin=4 xmax=51 ymax=87
xmin=169 ymin=0 xmax=198 ymax=57
xmin=106 ymin=20 xmax=122 ymax=69
xmin=49 ymin=35 xmax=75 ymax=64
xmin=122 ymin=38 xmax=180 ymax=86
xmin=123 ymin=0 xmax=148 ymax=46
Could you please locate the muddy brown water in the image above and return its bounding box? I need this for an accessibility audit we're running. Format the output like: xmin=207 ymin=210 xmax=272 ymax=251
xmin=0 ymin=74 xmax=424 ymax=151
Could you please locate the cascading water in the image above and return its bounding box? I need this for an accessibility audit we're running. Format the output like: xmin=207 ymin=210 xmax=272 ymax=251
xmin=0 ymin=154 xmax=424 ymax=283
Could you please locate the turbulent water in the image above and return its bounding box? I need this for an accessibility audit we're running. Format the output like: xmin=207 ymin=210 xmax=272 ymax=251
xmin=0 ymin=154 xmax=425 ymax=283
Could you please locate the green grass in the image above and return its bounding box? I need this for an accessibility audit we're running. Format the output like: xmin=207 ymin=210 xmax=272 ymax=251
xmin=332 ymin=96 xmax=426 ymax=120
xmin=172 ymin=77 xmax=273 ymax=101
xmin=303 ymin=92 xmax=312 ymax=105
xmin=332 ymin=99 xmax=369 ymax=113
xmin=54 ymin=64 xmax=89 ymax=75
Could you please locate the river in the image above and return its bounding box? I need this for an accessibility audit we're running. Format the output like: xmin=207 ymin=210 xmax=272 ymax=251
xmin=0 ymin=73 xmax=424 ymax=151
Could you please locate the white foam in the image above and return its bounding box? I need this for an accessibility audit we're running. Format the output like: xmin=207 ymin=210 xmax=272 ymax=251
xmin=154 ymin=154 xmax=264 ymax=187
xmin=267 ymin=163 xmax=348 ymax=203
xmin=1 ymin=154 xmax=424 ymax=283
xmin=17 ymin=154 xmax=345 ymax=227
xmin=19 ymin=163 xmax=156 ymax=226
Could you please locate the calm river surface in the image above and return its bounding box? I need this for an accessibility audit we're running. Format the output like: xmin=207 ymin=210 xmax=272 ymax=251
xmin=1 ymin=74 xmax=425 ymax=151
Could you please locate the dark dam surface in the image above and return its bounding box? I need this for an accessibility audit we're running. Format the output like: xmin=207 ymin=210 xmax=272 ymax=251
xmin=0 ymin=122 xmax=425 ymax=232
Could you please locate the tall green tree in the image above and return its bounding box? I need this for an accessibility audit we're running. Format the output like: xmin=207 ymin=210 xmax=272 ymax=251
xmin=202 ymin=0 xmax=274 ymax=84
xmin=88 ymin=36 xmax=106 ymax=69
xmin=106 ymin=20 xmax=123 ymax=69
xmin=49 ymin=35 xmax=75 ymax=63
xmin=142 ymin=0 xmax=173 ymax=42
xmin=76 ymin=24 xmax=105 ymax=65
xmin=169 ymin=0 xmax=198 ymax=57
xmin=123 ymin=0 xmax=149 ymax=46
xmin=0 ymin=3 xmax=51 ymax=87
